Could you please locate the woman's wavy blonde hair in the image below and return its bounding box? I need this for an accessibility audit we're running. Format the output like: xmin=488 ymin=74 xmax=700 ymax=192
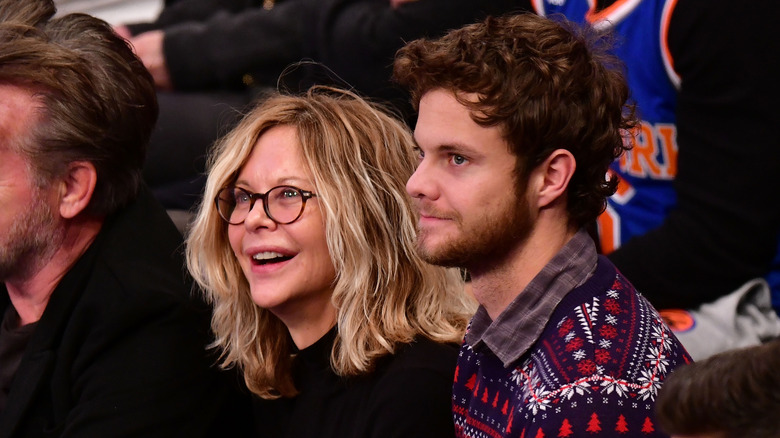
xmin=186 ymin=86 xmax=475 ymax=399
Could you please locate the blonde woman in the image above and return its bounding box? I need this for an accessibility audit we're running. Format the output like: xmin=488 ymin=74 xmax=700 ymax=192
xmin=186 ymin=86 xmax=474 ymax=437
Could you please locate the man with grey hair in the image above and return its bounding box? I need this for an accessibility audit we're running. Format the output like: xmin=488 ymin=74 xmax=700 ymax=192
xmin=0 ymin=1 xmax=249 ymax=436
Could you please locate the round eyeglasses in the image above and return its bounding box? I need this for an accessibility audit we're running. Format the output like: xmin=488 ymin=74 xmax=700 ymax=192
xmin=214 ymin=185 xmax=317 ymax=225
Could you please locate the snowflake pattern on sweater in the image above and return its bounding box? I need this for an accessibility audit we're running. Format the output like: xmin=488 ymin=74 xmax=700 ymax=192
xmin=452 ymin=261 xmax=691 ymax=437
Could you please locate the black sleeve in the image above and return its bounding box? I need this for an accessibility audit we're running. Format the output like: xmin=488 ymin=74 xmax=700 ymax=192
xmin=300 ymin=0 xmax=533 ymax=121
xmin=312 ymin=0 xmax=532 ymax=94
xmin=608 ymin=0 xmax=780 ymax=309
xmin=60 ymin=292 xmax=252 ymax=437
xmin=125 ymin=0 xmax=259 ymax=35
xmin=162 ymin=0 xmax=308 ymax=91
xmin=366 ymin=368 xmax=455 ymax=437
xmin=162 ymin=0 xmax=534 ymax=95
xmin=56 ymin=191 xmax=254 ymax=437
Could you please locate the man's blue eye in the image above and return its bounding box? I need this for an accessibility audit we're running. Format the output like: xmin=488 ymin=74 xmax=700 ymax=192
xmin=452 ymin=155 xmax=466 ymax=165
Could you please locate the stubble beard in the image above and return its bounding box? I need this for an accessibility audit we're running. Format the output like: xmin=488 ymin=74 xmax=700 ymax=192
xmin=415 ymin=194 xmax=533 ymax=272
xmin=0 ymin=191 xmax=63 ymax=282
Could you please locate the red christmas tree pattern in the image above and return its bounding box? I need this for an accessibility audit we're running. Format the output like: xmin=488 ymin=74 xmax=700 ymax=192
xmin=449 ymin=272 xmax=692 ymax=438
xmin=465 ymin=374 xmax=476 ymax=391
xmin=557 ymin=419 xmax=573 ymax=437
xmin=615 ymin=415 xmax=629 ymax=433
xmin=586 ymin=413 xmax=601 ymax=433
xmin=641 ymin=417 xmax=655 ymax=434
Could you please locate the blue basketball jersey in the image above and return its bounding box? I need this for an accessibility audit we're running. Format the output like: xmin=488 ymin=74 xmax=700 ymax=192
xmin=537 ymin=0 xmax=680 ymax=254
xmin=536 ymin=0 xmax=780 ymax=309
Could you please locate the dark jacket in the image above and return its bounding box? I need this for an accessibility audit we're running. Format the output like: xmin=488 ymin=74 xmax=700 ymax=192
xmin=128 ymin=0 xmax=528 ymax=98
xmin=0 ymin=187 xmax=251 ymax=437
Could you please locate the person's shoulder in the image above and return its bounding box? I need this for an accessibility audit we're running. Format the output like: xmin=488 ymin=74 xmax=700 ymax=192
xmin=367 ymin=336 xmax=460 ymax=395
xmin=77 ymin=188 xmax=201 ymax=319
xmin=557 ymin=255 xmax=643 ymax=311
xmin=384 ymin=336 xmax=460 ymax=375
xmin=95 ymin=189 xmax=191 ymax=290
xmin=102 ymin=187 xmax=185 ymax=257
xmin=539 ymin=259 xmax=690 ymax=381
xmin=361 ymin=337 xmax=459 ymax=435
xmin=549 ymin=260 xmax=671 ymax=348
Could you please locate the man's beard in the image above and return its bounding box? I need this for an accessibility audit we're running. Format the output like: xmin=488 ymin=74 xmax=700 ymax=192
xmin=0 ymin=192 xmax=63 ymax=282
xmin=415 ymin=192 xmax=533 ymax=272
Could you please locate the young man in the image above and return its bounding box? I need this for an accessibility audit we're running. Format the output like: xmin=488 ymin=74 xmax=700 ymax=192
xmin=394 ymin=13 xmax=691 ymax=437
xmin=0 ymin=1 xmax=249 ymax=436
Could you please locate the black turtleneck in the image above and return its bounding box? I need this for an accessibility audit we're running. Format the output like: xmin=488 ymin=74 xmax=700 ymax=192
xmin=252 ymin=327 xmax=459 ymax=437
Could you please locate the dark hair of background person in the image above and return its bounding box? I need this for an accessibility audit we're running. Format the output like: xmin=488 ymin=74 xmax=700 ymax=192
xmin=0 ymin=0 xmax=158 ymax=216
xmin=393 ymin=13 xmax=636 ymax=229
xmin=656 ymin=340 xmax=780 ymax=438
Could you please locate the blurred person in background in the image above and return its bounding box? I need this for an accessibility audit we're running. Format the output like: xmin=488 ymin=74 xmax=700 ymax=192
xmin=114 ymin=0 xmax=530 ymax=210
xmin=656 ymin=340 xmax=780 ymax=438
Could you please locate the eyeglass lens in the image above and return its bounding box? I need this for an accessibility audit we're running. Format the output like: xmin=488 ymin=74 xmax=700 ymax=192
xmin=217 ymin=186 xmax=306 ymax=225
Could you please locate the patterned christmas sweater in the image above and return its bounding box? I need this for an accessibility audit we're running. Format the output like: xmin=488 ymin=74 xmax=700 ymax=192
xmin=453 ymin=256 xmax=692 ymax=437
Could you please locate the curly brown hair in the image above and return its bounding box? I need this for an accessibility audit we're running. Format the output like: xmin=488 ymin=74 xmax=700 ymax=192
xmin=393 ymin=13 xmax=635 ymax=228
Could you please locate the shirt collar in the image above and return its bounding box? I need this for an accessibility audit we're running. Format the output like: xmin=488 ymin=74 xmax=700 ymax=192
xmin=465 ymin=229 xmax=597 ymax=367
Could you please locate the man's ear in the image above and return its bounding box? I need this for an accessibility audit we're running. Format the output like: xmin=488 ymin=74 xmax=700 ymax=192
xmin=58 ymin=161 xmax=97 ymax=219
xmin=530 ymin=149 xmax=576 ymax=209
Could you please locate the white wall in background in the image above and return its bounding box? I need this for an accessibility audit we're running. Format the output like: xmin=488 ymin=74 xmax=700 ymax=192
xmin=55 ymin=0 xmax=163 ymax=25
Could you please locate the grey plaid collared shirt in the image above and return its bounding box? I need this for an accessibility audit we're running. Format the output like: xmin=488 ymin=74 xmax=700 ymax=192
xmin=464 ymin=229 xmax=598 ymax=368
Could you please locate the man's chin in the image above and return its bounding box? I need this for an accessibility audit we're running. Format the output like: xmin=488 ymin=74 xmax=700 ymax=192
xmin=415 ymin=239 xmax=467 ymax=268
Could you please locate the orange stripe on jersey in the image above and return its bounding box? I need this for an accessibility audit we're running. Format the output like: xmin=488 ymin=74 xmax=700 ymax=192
xmin=586 ymin=0 xmax=641 ymax=27
xmin=597 ymin=204 xmax=620 ymax=254
xmin=657 ymin=123 xmax=678 ymax=178
xmin=660 ymin=0 xmax=681 ymax=88
xmin=613 ymin=172 xmax=635 ymax=200
xmin=530 ymin=0 xmax=545 ymax=15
